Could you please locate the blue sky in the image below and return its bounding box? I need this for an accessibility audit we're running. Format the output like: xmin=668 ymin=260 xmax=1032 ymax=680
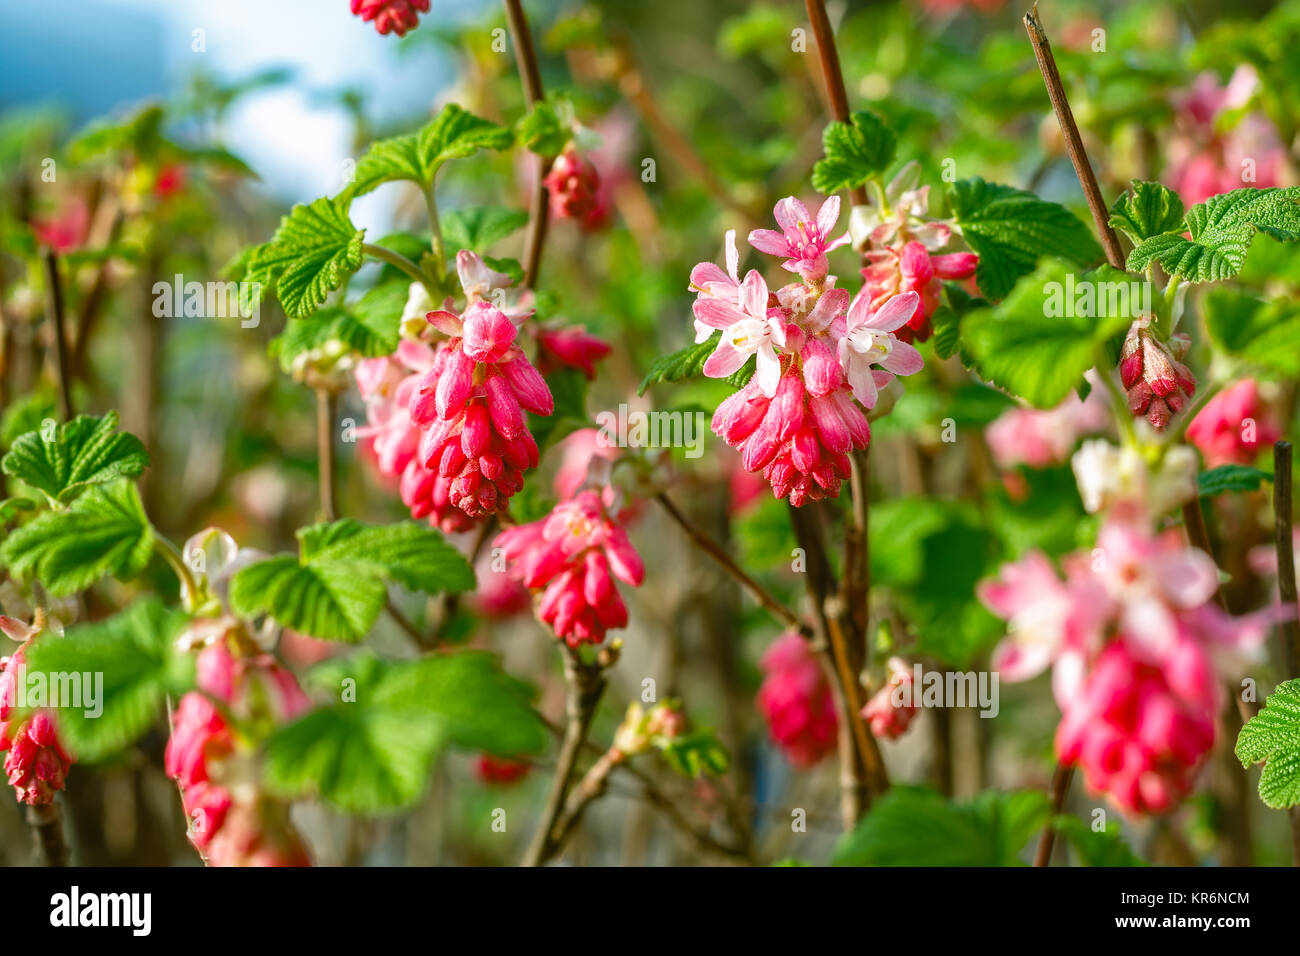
xmin=2 ymin=0 xmax=488 ymax=220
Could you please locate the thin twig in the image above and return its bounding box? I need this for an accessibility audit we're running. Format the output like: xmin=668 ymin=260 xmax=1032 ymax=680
xmin=315 ymin=388 xmax=338 ymax=521
xmin=503 ymin=0 xmax=550 ymax=289
xmin=27 ymin=801 xmax=70 ymax=866
xmin=656 ymin=492 xmax=809 ymax=636
xmin=522 ymin=643 xmax=607 ymax=866
xmin=1272 ymin=441 xmax=1300 ymax=867
xmin=1023 ymin=7 xmax=1124 ymax=269
xmin=1033 ymin=763 xmax=1074 ymax=867
xmin=42 ymin=251 xmax=73 ymax=420
xmin=804 ymin=0 xmax=866 ymax=206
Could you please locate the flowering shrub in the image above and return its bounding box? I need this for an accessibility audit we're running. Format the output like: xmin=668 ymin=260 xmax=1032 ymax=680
xmin=0 ymin=0 xmax=1298 ymax=876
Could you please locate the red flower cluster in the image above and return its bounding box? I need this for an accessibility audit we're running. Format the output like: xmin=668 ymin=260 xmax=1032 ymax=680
xmin=0 ymin=640 xmax=74 ymax=806
xmin=756 ymin=632 xmax=837 ymax=767
xmin=350 ymin=0 xmax=429 ymax=37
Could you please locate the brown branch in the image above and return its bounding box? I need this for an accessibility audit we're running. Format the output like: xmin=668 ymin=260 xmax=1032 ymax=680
xmin=1023 ymin=7 xmax=1124 ymax=269
xmin=27 ymin=801 xmax=69 ymax=866
xmin=503 ymin=0 xmax=549 ymax=289
xmin=521 ymin=643 xmax=607 ymax=866
xmin=656 ymin=492 xmax=809 ymax=636
xmin=1272 ymin=441 xmax=1300 ymax=867
xmin=315 ymin=388 xmax=338 ymax=521
xmin=42 ymin=251 xmax=73 ymax=420
xmin=804 ymin=0 xmax=866 ymax=206
xmin=1033 ymin=763 xmax=1074 ymax=867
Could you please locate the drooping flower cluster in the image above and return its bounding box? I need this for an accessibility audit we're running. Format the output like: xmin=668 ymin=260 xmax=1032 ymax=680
xmin=756 ymin=632 xmax=838 ymax=768
xmin=543 ymin=146 xmax=603 ymax=225
xmin=494 ymin=489 xmax=644 ymax=646
xmin=0 ymin=620 xmax=74 ymax=806
xmin=1071 ymin=437 xmax=1198 ymax=520
xmin=350 ymin=0 xmax=429 ymax=37
xmin=850 ymin=163 xmax=978 ymax=342
xmin=692 ymin=196 xmax=931 ymax=505
xmin=979 ymin=522 xmax=1268 ymax=814
xmin=1120 ymin=321 xmax=1196 ymax=429
xmin=408 ymin=252 xmax=554 ymax=520
xmin=1186 ymin=378 xmax=1280 ymax=467
xmin=1166 ymin=66 xmax=1285 ymax=206
xmin=166 ymin=637 xmax=312 ymax=866
xmin=862 ymin=656 xmax=920 ymax=740
xmin=355 ymin=340 xmax=484 ymax=534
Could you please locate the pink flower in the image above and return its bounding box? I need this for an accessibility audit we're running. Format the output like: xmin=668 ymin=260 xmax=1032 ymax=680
xmin=756 ymin=632 xmax=837 ymax=767
xmin=694 ymin=269 xmax=787 ymax=396
xmin=543 ymin=147 xmax=602 ymax=224
xmin=350 ymin=0 xmax=429 ymax=36
xmin=1120 ymin=324 xmax=1196 ymax=429
xmin=1055 ymin=639 xmax=1215 ymax=816
xmin=494 ymin=489 xmax=644 ymax=646
xmin=748 ymin=196 xmax=850 ymax=281
xmin=0 ymin=643 xmax=75 ymax=806
xmin=409 ymin=254 xmax=553 ymax=520
xmin=166 ymin=640 xmax=312 ymax=865
xmin=838 ymin=289 xmax=924 ymax=408
xmin=1166 ymin=67 xmax=1285 ymax=206
xmin=537 ymin=325 xmax=611 ymax=380
xmin=985 ymin=387 xmax=1109 ymax=471
xmin=980 ymin=521 xmax=1269 ymax=815
xmin=1186 ymin=379 xmax=1280 ymax=467
xmin=860 ymin=240 xmax=977 ymax=343
xmin=862 ymin=657 xmax=920 ymax=740
xmin=712 ymin=363 xmax=867 ymax=507
xmin=31 ymin=199 xmax=89 ymax=254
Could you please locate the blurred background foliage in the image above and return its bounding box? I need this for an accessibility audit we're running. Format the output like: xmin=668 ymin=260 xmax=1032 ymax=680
xmin=1 ymin=0 xmax=1298 ymax=865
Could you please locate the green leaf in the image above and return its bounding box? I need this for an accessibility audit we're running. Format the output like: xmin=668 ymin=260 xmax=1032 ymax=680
xmin=228 ymin=556 xmax=387 ymax=642
xmin=245 ymin=198 xmax=365 ymax=319
xmin=1108 ymin=180 xmax=1185 ymax=245
xmin=515 ymin=101 xmax=571 ymax=158
xmin=0 ymin=498 xmax=35 ymax=523
xmin=637 ymin=337 xmax=751 ymax=395
xmin=1198 ymin=464 xmax=1273 ymax=497
xmin=297 ymin=519 xmax=477 ymax=594
xmin=659 ymin=731 xmax=729 ymax=778
xmin=268 ymin=300 xmax=398 ymax=373
xmin=20 ymin=598 xmax=193 ymax=761
xmin=228 ymin=520 xmax=474 ymax=642
xmin=1236 ymin=678 xmax=1300 ymax=809
xmin=948 ymin=178 xmax=1103 ymax=300
xmin=1127 ymin=187 xmax=1300 ymax=282
xmin=1 ymin=412 xmax=149 ymax=503
xmin=442 ymin=207 xmax=529 ymax=252
xmin=960 ymin=260 xmax=1130 ymax=408
xmin=66 ymin=105 xmax=165 ymax=163
xmin=832 ymin=787 xmax=1050 ymax=866
xmin=264 ymin=651 xmax=545 ymax=812
xmin=1203 ymin=288 xmax=1300 ymax=378
xmin=341 ymin=104 xmax=513 ymax=201
xmin=1054 ymin=815 xmax=1146 ymax=866
xmin=1 ymin=481 xmax=154 ymax=596
xmin=812 ymin=110 xmax=896 ymax=195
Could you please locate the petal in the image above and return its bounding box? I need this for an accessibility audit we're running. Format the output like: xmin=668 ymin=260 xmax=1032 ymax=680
xmin=724 ymin=229 xmax=739 ymax=280
xmin=932 ymin=252 xmax=979 ymax=279
xmin=748 ymin=229 xmax=789 ymax=257
xmin=693 ymin=297 xmax=744 ymax=330
xmin=773 ymin=196 xmax=809 ymax=233
xmin=739 ymin=269 xmax=768 ymax=317
xmin=806 ymin=287 xmax=849 ymax=333
xmin=702 ymin=341 xmax=748 ymax=379
xmin=815 ymin=195 xmax=841 ymax=238
xmin=755 ymin=346 xmax=781 ymax=397
xmin=845 ymin=355 xmax=879 ymax=408
xmin=880 ymin=339 xmax=924 ymax=376
xmin=866 ymin=291 xmax=920 ymax=332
